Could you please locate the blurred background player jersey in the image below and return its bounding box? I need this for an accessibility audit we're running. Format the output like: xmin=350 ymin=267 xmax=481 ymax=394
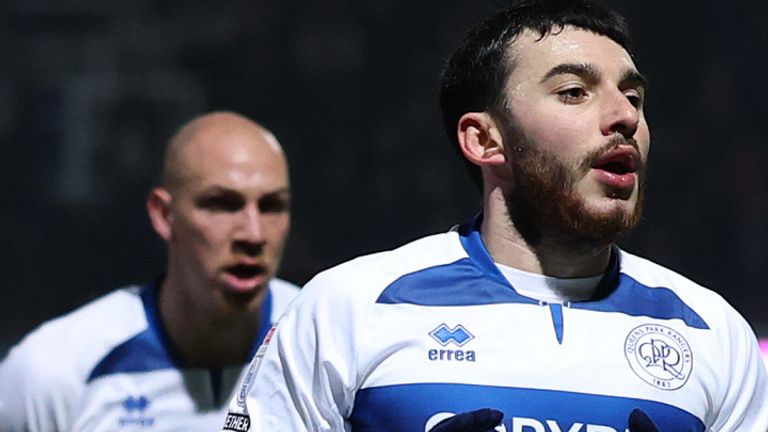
xmin=0 ymin=278 xmax=298 ymax=432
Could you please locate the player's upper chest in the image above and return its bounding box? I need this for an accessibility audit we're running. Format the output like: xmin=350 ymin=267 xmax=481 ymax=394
xmin=366 ymin=303 xmax=710 ymax=407
xmin=349 ymin=302 xmax=712 ymax=431
xmin=71 ymin=367 xmax=242 ymax=432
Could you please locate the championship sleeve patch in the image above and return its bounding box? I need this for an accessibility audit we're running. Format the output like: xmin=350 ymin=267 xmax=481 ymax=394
xmin=236 ymin=322 xmax=279 ymax=408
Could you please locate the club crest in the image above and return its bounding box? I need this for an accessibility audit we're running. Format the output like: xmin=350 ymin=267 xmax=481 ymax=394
xmin=624 ymin=324 xmax=692 ymax=390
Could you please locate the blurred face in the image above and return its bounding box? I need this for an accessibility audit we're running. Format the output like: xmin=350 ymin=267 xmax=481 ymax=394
xmin=498 ymin=27 xmax=649 ymax=244
xmin=162 ymin=126 xmax=290 ymax=314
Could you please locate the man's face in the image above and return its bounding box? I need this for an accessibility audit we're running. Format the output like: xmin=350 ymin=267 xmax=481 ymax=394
xmin=498 ymin=26 xmax=650 ymax=245
xmin=166 ymin=130 xmax=290 ymax=314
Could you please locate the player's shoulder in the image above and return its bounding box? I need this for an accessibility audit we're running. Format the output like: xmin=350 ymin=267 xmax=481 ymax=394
xmin=269 ymin=277 xmax=300 ymax=296
xmin=303 ymin=230 xmax=465 ymax=300
xmin=619 ymin=250 xmax=718 ymax=298
xmin=618 ymin=249 xmax=742 ymax=326
xmin=268 ymin=277 xmax=301 ymax=316
xmin=0 ymin=285 xmax=148 ymax=384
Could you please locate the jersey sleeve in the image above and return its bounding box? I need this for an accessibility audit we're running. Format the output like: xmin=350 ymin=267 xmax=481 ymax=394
xmin=0 ymin=337 xmax=80 ymax=432
xmin=709 ymin=303 xmax=768 ymax=431
xmin=223 ymin=269 xmax=364 ymax=431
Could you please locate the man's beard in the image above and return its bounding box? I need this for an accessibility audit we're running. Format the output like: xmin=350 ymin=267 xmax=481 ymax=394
xmin=501 ymin=120 xmax=646 ymax=248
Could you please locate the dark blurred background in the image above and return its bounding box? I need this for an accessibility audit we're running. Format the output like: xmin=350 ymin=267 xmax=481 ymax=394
xmin=2 ymin=1 xmax=767 ymax=354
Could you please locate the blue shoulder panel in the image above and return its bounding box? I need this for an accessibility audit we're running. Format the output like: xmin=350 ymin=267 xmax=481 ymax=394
xmin=574 ymin=273 xmax=709 ymax=329
xmin=376 ymin=257 xmax=539 ymax=306
xmin=87 ymin=283 xmax=175 ymax=382
xmin=88 ymin=282 xmax=275 ymax=382
xmin=377 ymin=215 xmax=709 ymax=329
xmin=377 ymin=215 xmax=537 ymax=306
xmin=87 ymin=329 xmax=175 ymax=383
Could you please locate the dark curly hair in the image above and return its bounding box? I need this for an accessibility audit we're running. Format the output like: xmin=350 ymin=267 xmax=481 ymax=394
xmin=439 ymin=0 xmax=633 ymax=189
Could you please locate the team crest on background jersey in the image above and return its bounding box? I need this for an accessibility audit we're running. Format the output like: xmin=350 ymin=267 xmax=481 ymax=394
xmin=624 ymin=324 xmax=692 ymax=390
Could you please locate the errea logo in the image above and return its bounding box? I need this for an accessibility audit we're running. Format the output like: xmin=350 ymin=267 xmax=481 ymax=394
xmin=122 ymin=395 xmax=149 ymax=412
xmin=118 ymin=395 xmax=154 ymax=428
xmin=428 ymin=323 xmax=476 ymax=362
xmin=430 ymin=323 xmax=474 ymax=346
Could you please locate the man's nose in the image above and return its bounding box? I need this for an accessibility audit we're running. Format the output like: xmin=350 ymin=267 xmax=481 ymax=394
xmin=233 ymin=205 xmax=265 ymax=254
xmin=601 ymin=89 xmax=640 ymax=139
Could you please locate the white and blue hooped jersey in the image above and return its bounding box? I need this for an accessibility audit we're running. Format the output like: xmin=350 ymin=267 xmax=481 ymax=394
xmin=0 ymin=278 xmax=299 ymax=432
xmin=225 ymin=219 xmax=768 ymax=432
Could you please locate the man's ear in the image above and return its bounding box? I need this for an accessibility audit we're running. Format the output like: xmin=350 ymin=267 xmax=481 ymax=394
xmin=457 ymin=112 xmax=506 ymax=167
xmin=147 ymin=187 xmax=173 ymax=241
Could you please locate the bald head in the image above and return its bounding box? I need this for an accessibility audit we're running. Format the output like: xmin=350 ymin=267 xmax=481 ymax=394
xmin=147 ymin=110 xmax=292 ymax=320
xmin=147 ymin=112 xmax=291 ymax=348
xmin=162 ymin=111 xmax=286 ymax=194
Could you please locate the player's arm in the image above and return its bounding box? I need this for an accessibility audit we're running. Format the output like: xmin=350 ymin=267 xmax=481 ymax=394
xmin=0 ymin=341 xmax=74 ymax=432
xmin=222 ymin=272 xmax=361 ymax=431
xmin=709 ymin=304 xmax=768 ymax=430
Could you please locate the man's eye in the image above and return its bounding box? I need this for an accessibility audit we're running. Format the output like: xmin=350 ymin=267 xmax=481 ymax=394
xmin=197 ymin=196 xmax=244 ymax=212
xmin=625 ymin=91 xmax=644 ymax=109
xmin=259 ymin=197 xmax=290 ymax=214
xmin=557 ymin=87 xmax=587 ymax=103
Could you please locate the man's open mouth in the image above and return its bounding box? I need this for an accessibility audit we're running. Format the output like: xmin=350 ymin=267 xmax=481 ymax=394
xmin=592 ymin=151 xmax=637 ymax=175
xmin=226 ymin=263 xmax=265 ymax=279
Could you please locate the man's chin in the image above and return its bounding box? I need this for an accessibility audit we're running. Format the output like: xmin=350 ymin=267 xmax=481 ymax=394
xmin=218 ymin=285 xmax=267 ymax=312
xmin=582 ymin=190 xmax=638 ymax=211
xmin=568 ymin=202 xmax=641 ymax=244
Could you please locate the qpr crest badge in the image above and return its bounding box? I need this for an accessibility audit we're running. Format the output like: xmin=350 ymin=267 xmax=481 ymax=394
xmin=624 ymin=324 xmax=692 ymax=390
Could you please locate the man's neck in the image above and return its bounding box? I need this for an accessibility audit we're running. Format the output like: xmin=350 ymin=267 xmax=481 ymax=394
xmin=158 ymin=276 xmax=262 ymax=368
xmin=481 ymin=190 xmax=612 ymax=278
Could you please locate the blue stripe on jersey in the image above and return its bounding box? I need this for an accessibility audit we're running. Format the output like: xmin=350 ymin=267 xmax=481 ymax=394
xmin=87 ymin=283 xmax=176 ymax=382
xmin=376 ymin=257 xmax=539 ymax=306
xmin=572 ymin=274 xmax=709 ymax=329
xmin=377 ymin=216 xmax=709 ymax=329
xmin=87 ymin=283 xmax=274 ymax=382
xmin=349 ymin=383 xmax=705 ymax=432
xmin=86 ymin=327 xmax=175 ymax=382
xmin=549 ymin=303 xmax=564 ymax=344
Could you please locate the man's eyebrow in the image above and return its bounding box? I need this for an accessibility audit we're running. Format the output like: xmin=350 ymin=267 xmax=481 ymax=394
xmin=260 ymin=187 xmax=291 ymax=198
xmin=540 ymin=63 xmax=648 ymax=90
xmin=198 ymin=185 xmax=238 ymax=195
xmin=199 ymin=186 xmax=290 ymax=196
xmin=620 ymin=69 xmax=648 ymax=90
xmin=541 ymin=63 xmax=601 ymax=83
